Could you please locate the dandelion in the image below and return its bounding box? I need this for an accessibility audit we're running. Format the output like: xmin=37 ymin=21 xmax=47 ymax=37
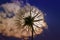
xmin=15 ymin=4 xmax=47 ymax=40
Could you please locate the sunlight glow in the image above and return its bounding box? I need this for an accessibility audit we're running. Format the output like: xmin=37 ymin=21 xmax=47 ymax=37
xmin=0 ymin=1 xmax=47 ymax=39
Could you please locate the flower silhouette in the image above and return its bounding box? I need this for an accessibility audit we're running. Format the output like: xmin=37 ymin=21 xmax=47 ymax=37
xmin=15 ymin=4 xmax=47 ymax=39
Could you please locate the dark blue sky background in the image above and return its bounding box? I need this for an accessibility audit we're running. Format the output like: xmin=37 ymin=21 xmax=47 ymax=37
xmin=0 ymin=0 xmax=60 ymax=40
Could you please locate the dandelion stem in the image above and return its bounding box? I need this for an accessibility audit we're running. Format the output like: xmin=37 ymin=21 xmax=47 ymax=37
xmin=31 ymin=25 xmax=34 ymax=40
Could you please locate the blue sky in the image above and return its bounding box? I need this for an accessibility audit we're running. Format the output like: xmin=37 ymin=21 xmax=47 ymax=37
xmin=0 ymin=0 xmax=60 ymax=40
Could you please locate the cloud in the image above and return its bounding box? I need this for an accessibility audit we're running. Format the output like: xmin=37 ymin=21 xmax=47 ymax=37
xmin=0 ymin=1 xmax=47 ymax=39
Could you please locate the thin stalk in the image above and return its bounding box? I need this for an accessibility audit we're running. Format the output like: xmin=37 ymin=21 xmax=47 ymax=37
xmin=31 ymin=25 xmax=34 ymax=40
